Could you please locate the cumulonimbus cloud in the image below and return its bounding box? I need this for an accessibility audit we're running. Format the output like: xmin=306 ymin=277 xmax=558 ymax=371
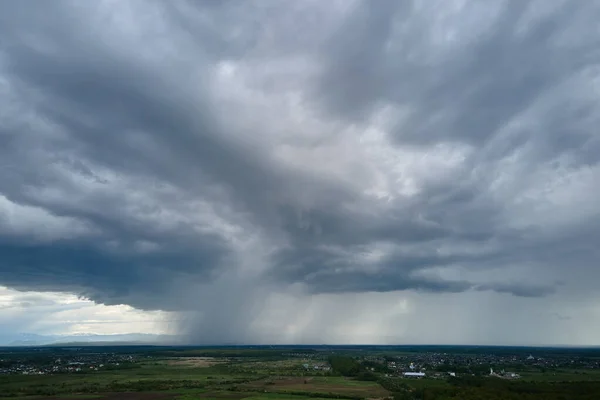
xmin=0 ymin=0 xmax=599 ymax=342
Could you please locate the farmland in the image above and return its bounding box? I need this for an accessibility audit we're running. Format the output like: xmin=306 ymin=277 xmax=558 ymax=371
xmin=2 ymin=345 xmax=600 ymax=399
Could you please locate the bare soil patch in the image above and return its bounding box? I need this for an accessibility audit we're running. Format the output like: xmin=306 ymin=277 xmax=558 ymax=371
xmin=243 ymin=377 xmax=389 ymax=397
xmin=167 ymin=356 xmax=224 ymax=368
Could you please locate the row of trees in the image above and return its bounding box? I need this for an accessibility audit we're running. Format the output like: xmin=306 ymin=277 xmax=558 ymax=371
xmin=392 ymin=377 xmax=600 ymax=400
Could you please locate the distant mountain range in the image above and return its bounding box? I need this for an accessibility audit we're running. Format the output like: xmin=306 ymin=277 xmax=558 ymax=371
xmin=0 ymin=333 xmax=181 ymax=346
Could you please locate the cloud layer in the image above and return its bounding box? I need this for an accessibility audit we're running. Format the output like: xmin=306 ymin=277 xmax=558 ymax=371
xmin=0 ymin=286 xmax=170 ymax=342
xmin=1 ymin=0 xmax=599 ymax=344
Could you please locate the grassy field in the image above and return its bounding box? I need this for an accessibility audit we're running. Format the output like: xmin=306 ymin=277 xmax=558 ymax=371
xmin=0 ymin=363 xmax=243 ymax=397
xmin=0 ymin=358 xmax=390 ymax=400
xmin=4 ymin=348 xmax=600 ymax=400
xmin=240 ymin=376 xmax=389 ymax=398
xmin=399 ymin=378 xmax=450 ymax=391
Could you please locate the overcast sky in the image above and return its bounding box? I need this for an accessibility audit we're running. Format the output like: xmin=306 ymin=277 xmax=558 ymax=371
xmin=1 ymin=0 xmax=599 ymax=345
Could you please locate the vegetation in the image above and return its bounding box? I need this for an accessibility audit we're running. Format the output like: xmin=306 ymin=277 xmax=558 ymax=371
xmin=328 ymin=356 xmax=361 ymax=377
xmin=2 ymin=346 xmax=600 ymax=399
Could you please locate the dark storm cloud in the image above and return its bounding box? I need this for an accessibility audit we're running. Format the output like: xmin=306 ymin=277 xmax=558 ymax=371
xmin=318 ymin=0 xmax=599 ymax=151
xmin=0 ymin=0 xmax=599 ymax=324
xmin=0 ymin=237 xmax=231 ymax=310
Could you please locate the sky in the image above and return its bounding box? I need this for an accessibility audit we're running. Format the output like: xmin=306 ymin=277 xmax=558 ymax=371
xmin=0 ymin=285 xmax=171 ymax=342
xmin=0 ymin=0 xmax=599 ymax=346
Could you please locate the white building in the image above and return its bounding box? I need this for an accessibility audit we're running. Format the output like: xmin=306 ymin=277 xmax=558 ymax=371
xmin=403 ymin=372 xmax=426 ymax=378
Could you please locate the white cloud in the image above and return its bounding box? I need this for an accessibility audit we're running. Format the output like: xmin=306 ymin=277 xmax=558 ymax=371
xmin=0 ymin=286 xmax=172 ymax=337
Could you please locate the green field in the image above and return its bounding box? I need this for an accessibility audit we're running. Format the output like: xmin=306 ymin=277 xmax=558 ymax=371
xmin=3 ymin=347 xmax=600 ymax=400
xmin=0 ymin=359 xmax=388 ymax=399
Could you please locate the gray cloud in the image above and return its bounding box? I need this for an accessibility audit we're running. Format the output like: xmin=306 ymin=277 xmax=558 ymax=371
xmin=0 ymin=0 xmax=599 ymax=343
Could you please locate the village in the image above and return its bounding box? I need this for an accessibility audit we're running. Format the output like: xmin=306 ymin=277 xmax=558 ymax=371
xmin=0 ymin=351 xmax=138 ymax=375
xmin=2 ymin=346 xmax=600 ymax=381
xmin=361 ymin=350 xmax=600 ymax=380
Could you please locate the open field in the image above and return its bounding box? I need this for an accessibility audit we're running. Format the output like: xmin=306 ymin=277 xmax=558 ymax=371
xmin=166 ymin=358 xmax=225 ymax=368
xmin=241 ymin=376 xmax=389 ymax=398
xmin=0 ymin=362 xmax=386 ymax=399
xmin=31 ymin=394 xmax=174 ymax=400
xmin=3 ymin=346 xmax=600 ymax=399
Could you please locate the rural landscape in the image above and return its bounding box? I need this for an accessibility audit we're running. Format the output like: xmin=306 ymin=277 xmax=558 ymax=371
xmin=2 ymin=345 xmax=600 ymax=400
xmin=1 ymin=2 xmax=600 ymax=400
